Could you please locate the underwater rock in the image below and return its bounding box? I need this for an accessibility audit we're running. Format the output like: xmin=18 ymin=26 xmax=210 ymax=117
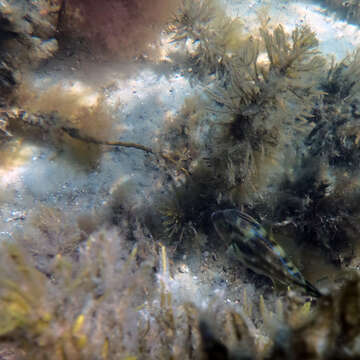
xmin=63 ymin=0 xmax=179 ymax=57
xmin=0 ymin=0 xmax=60 ymax=101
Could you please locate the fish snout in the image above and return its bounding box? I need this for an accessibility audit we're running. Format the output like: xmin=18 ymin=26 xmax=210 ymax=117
xmin=211 ymin=210 xmax=228 ymax=236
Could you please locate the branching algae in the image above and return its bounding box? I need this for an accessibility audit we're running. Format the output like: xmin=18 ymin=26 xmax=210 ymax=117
xmin=265 ymin=48 xmax=360 ymax=266
xmin=206 ymin=23 xmax=325 ymax=201
xmin=169 ymin=0 xmax=244 ymax=80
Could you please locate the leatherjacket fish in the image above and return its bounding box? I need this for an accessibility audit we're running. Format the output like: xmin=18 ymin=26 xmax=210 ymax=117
xmin=211 ymin=209 xmax=321 ymax=297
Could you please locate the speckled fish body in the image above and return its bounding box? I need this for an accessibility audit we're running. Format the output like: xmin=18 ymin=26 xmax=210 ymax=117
xmin=211 ymin=209 xmax=321 ymax=297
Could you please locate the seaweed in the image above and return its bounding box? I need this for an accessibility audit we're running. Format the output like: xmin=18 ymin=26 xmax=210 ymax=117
xmin=267 ymin=156 xmax=360 ymax=267
xmin=233 ymin=46 xmax=360 ymax=274
xmin=7 ymin=80 xmax=196 ymax=172
xmin=209 ymin=24 xmax=324 ymax=120
xmin=5 ymin=82 xmax=117 ymax=167
xmin=155 ymin=95 xmax=206 ymax=175
xmin=152 ymin=20 xmax=328 ymax=258
xmin=169 ymin=0 xmax=244 ymax=80
xmin=321 ymin=51 xmax=360 ymax=103
xmin=153 ymin=169 xmax=220 ymax=244
xmin=201 ymin=23 xmax=325 ymax=203
xmin=307 ymin=49 xmax=360 ymax=170
xmin=267 ymin=271 xmax=360 ymax=359
xmin=0 ymin=227 xmax=157 ymax=359
xmin=14 ymin=205 xmax=84 ymax=276
xmin=0 ymin=216 xmax=358 ymax=359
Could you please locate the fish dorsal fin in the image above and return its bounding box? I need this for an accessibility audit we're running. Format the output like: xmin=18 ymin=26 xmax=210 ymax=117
xmin=237 ymin=211 xmax=261 ymax=229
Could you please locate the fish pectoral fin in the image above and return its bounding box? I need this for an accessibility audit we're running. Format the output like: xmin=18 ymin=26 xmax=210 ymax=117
xmin=304 ymin=280 xmax=322 ymax=298
xmin=226 ymin=243 xmax=242 ymax=261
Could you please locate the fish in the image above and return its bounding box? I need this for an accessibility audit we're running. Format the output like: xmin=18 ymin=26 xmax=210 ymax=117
xmin=211 ymin=209 xmax=321 ymax=297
